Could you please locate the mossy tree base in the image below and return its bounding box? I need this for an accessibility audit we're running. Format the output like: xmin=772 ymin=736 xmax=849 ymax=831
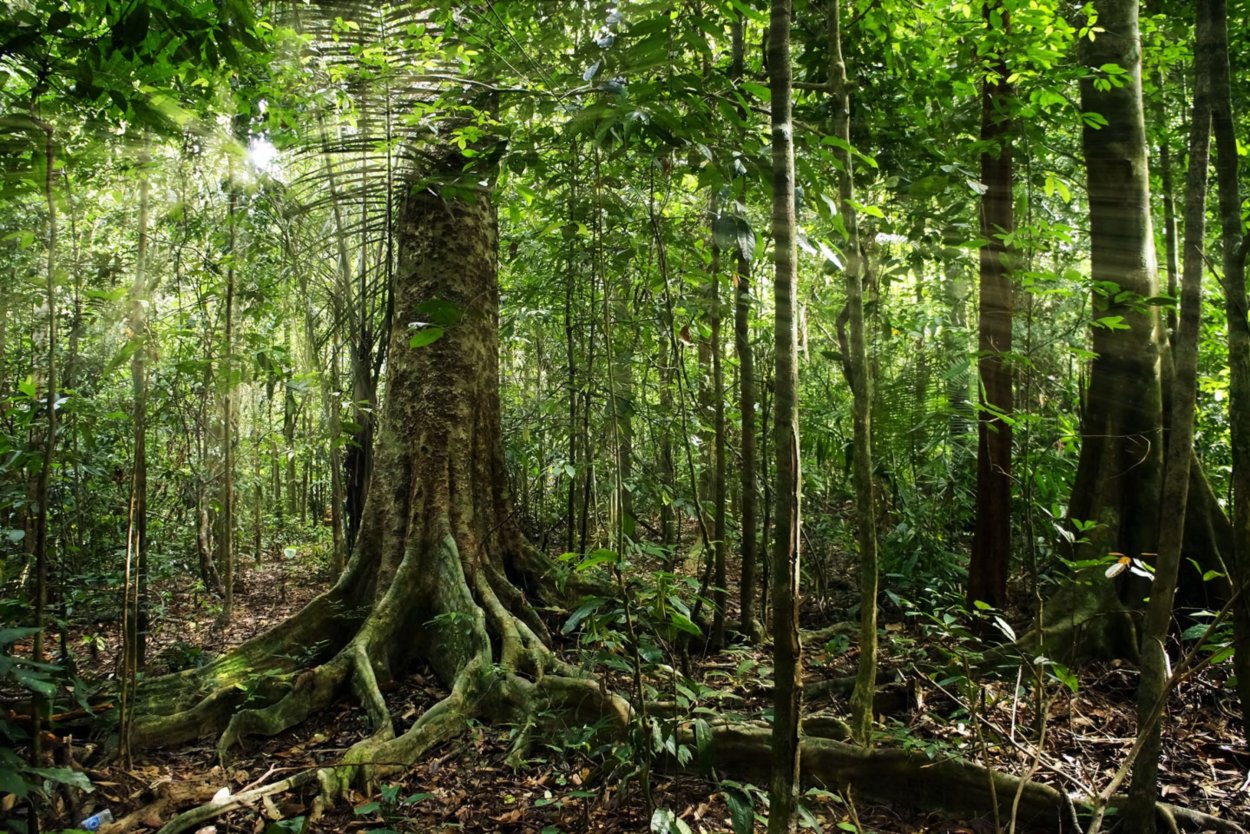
xmin=131 ymin=167 xmax=627 ymax=794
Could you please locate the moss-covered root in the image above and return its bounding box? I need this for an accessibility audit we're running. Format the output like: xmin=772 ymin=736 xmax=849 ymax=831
xmin=215 ymin=654 xmax=352 ymax=762
xmin=707 ymin=727 xmax=1244 ymax=834
xmin=313 ymin=654 xmax=497 ymax=809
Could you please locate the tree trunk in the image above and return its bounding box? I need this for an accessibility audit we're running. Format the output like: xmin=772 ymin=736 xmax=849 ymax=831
xmin=768 ymin=0 xmax=802 ymax=828
xmin=29 ymin=114 xmax=57 ymax=787
xmin=132 ymin=140 xmax=151 ymax=667
xmin=968 ymin=0 xmax=1015 ymax=612
xmin=711 ymin=236 xmax=729 ymax=648
xmin=1125 ymin=0 xmax=1210 ymax=822
xmin=1158 ymin=99 xmax=1180 ymax=341
xmin=122 ymin=137 xmax=153 ymax=762
xmin=220 ymin=179 xmax=237 ymax=623
xmin=823 ymin=0 xmax=879 ymax=746
xmin=735 ymin=242 xmax=759 ymax=640
xmin=730 ymin=2 xmax=759 ymax=646
xmin=1070 ymin=0 xmax=1163 ymax=571
xmin=1209 ymin=0 xmax=1250 ymax=736
xmin=659 ymin=342 xmax=677 ymax=551
xmin=130 ymin=157 xmax=627 ymax=798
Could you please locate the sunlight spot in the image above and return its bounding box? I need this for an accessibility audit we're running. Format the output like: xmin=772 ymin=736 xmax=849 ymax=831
xmin=247 ymin=136 xmax=280 ymax=173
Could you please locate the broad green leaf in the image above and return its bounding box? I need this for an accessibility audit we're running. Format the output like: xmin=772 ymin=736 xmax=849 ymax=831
xmin=408 ymin=327 xmax=445 ymax=349
xmin=724 ymin=789 xmax=753 ymax=834
xmin=28 ymin=766 xmax=93 ymax=792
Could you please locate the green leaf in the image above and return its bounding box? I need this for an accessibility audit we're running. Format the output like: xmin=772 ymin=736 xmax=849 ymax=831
xmin=0 ymin=627 xmax=40 ymax=646
xmin=993 ymin=616 xmax=1016 ymax=642
xmin=1181 ymin=623 xmax=1209 ymax=641
xmin=724 ymin=789 xmax=754 ymax=834
xmin=266 ymin=818 xmax=306 ymax=834
xmin=1208 ymin=646 xmax=1235 ymax=664
xmin=669 ymin=613 xmax=702 ymax=636
xmin=562 ymin=597 xmax=604 ymax=634
xmin=1092 ymin=315 xmax=1129 ymax=331
xmin=797 ymin=800 xmax=823 ymax=831
xmin=715 ymin=213 xmax=750 ymax=262
xmin=0 ymin=765 xmax=31 ymax=798
xmin=650 ymin=808 xmax=693 ymax=834
xmin=408 ymin=327 xmax=445 ymax=349
xmin=28 ymin=766 xmax=93 ymax=792
xmin=414 ymin=299 xmax=463 ymax=327
xmin=740 ymin=81 xmax=770 ymax=102
xmin=575 ymin=549 xmax=618 ymax=572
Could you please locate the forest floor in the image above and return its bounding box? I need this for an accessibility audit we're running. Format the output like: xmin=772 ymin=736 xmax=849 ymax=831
xmin=52 ymin=547 xmax=1250 ymax=834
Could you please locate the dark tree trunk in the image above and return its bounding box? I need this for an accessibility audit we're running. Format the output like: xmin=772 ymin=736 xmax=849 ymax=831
xmin=968 ymin=0 xmax=1015 ymax=612
xmin=129 ymin=140 xmax=151 ymax=669
xmin=730 ymin=11 xmax=759 ymax=644
xmin=735 ymin=250 xmax=759 ymax=640
xmin=711 ymin=239 xmax=729 ymax=648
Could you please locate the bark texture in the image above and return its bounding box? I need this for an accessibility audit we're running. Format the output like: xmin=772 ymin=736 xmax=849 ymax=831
xmin=768 ymin=0 xmax=803 ymax=827
xmin=968 ymin=1 xmax=1014 ymax=612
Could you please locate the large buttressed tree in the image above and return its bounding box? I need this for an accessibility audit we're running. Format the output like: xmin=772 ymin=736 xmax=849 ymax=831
xmin=127 ymin=6 xmax=629 ymax=790
xmin=134 ymin=143 xmax=627 ymax=788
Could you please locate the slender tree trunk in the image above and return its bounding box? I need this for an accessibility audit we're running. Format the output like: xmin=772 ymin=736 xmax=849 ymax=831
xmin=121 ymin=136 xmax=152 ymax=760
xmin=1124 ymin=2 xmax=1212 ymax=824
xmin=659 ymin=343 xmax=677 ymax=551
xmin=968 ymin=1 xmax=1015 ymax=611
xmin=767 ymin=0 xmax=802 ymax=828
xmin=1158 ymin=98 xmax=1180 ymax=340
xmin=284 ymin=373 xmax=298 ymax=521
xmin=711 ymin=236 xmax=729 ymax=648
xmin=221 ymin=177 xmax=237 ymax=622
xmin=564 ymin=158 xmax=580 ymax=554
xmin=735 ymin=249 xmax=759 ymax=640
xmin=130 ymin=139 xmax=151 ymax=667
xmin=1209 ymin=0 xmax=1250 ymax=736
xmin=29 ymin=115 xmax=57 ymax=791
xmin=731 ymin=45 xmax=760 ymax=643
xmin=328 ymin=346 xmax=347 ymax=576
xmin=254 ymin=407 xmax=264 ymax=562
xmin=817 ymin=0 xmax=880 ymax=745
